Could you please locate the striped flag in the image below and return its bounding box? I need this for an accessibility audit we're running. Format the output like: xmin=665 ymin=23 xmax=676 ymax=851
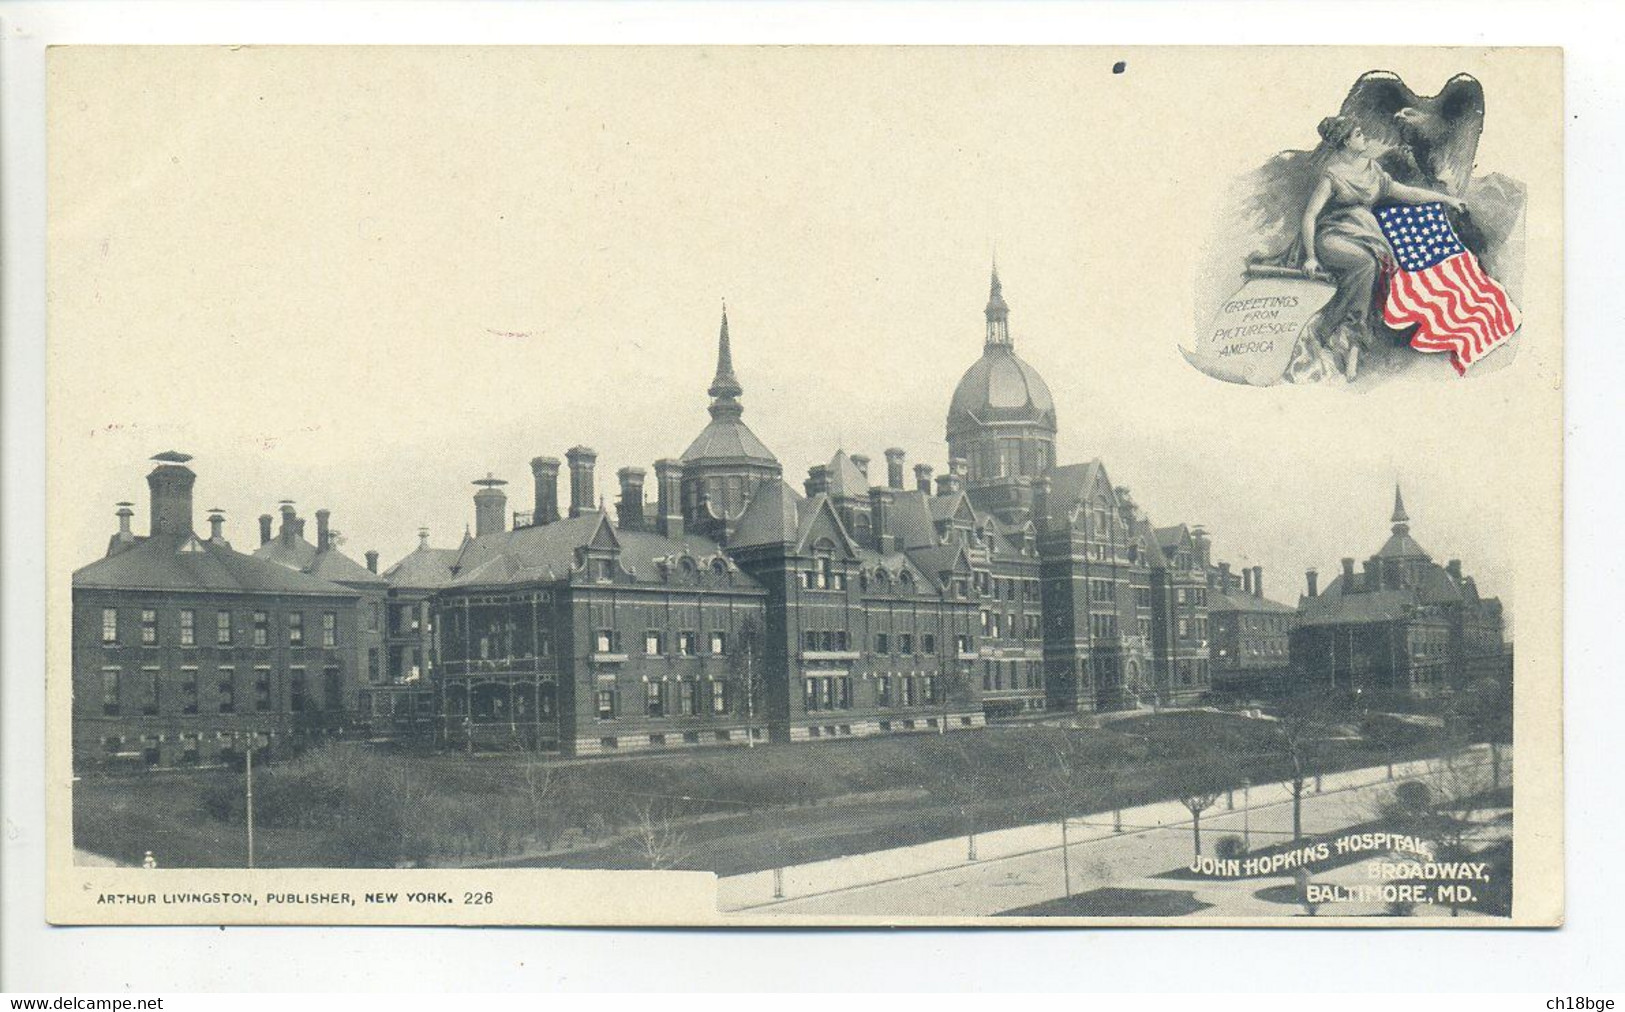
xmin=1377 ymin=202 xmax=1521 ymax=375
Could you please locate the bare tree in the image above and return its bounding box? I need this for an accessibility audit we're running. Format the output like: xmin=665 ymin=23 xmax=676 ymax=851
xmin=629 ymin=801 xmax=692 ymax=871
xmin=521 ymin=753 xmax=572 ymax=853
xmin=1179 ymin=790 xmax=1223 ymax=860
xmin=940 ymin=736 xmax=987 ymax=860
xmin=730 ymin=614 xmax=767 ymax=747
xmin=1268 ymin=691 xmax=1349 ymax=842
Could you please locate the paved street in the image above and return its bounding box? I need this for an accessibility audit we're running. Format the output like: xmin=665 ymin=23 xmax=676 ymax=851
xmin=719 ymin=746 xmax=1506 ymax=918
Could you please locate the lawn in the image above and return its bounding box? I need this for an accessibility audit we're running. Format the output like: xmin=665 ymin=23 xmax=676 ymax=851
xmin=75 ymin=709 xmax=1456 ymax=873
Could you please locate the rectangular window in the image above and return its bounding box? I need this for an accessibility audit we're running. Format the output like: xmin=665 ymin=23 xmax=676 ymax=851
xmin=875 ymin=633 xmax=889 ymax=655
xmin=836 ymin=630 xmax=850 ymax=651
xmin=141 ymin=609 xmax=158 ymax=645
xmin=982 ymin=660 xmax=992 ymax=691
xmin=678 ymin=631 xmax=698 ymax=656
xmin=921 ymin=633 xmax=936 ymax=655
xmin=1178 ymin=617 xmax=1191 ymax=638
xmin=646 ymin=682 xmax=664 ymax=717
xmin=596 ymin=688 xmax=616 ymax=720
xmin=322 ymin=611 xmax=337 ymax=647
xmin=368 ymin=647 xmax=380 ymax=682
xmin=804 ymin=630 xmax=818 ymax=653
xmin=595 ymin=629 xmax=616 ymax=654
xmin=644 ymin=630 xmax=664 ymax=656
xmin=957 ymin=634 xmax=973 ymax=655
xmin=902 ymin=676 xmax=917 ymax=706
xmin=876 ymin=676 xmax=892 ymax=706
xmin=100 ymin=668 xmax=120 ymax=715
xmin=899 ymin=633 xmax=913 ymax=655
xmin=181 ymin=668 xmax=198 ymax=714
xmin=711 ymin=681 xmax=729 ymax=714
xmin=218 ymin=668 xmax=236 ymax=714
xmin=101 ymin=608 xmax=119 ymax=644
xmin=818 ymin=630 xmax=834 ymax=651
xmin=537 ymin=631 xmax=553 ymax=657
xmin=288 ymin=612 xmax=304 ymax=646
xmin=679 ymin=680 xmax=697 ymax=715
xmin=254 ymin=668 xmax=272 ymax=712
xmin=924 ymin=675 xmax=938 ymax=703
xmin=216 ymin=609 xmax=232 ymax=645
xmin=179 ymin=609 xmax=196 ymax=646
xmin=141 ymin=668 xmax=159 ymax=715
xmin=290 ymin=668 xmax=307 ymax=712
xmin=253 ymin=611 xmax=269 ymax=647
xmin=368 ymin=602 xmax=380 ymax=633
xmin=709 ymin=631 xmax=726 ymax=655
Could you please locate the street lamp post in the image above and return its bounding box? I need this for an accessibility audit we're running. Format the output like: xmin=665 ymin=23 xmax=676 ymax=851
xmin=245 ymin=734 xmax=256 ymax=869
xmin=1242 ymin=778 xmax=1251 ymax=852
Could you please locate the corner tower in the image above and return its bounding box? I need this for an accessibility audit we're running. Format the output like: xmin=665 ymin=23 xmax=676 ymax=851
xmin=946 ymin=266 xmax=1058 ymax=519
xmin=680 ymin=305 xmax=782 ymax=542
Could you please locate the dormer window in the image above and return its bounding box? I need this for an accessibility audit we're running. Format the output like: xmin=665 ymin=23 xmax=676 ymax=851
xmin=595 ymin=559 xmax=614 ymax=582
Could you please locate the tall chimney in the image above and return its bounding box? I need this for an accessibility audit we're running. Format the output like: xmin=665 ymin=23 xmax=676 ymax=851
xmin=914 ymin=463 xmax=934 ymax=495
xmin=1242 ymin=567 xmax=1254 ymax=595
xmin=617 ymin=467 xmax=647 ymax=531
xmin=365 ymin=550 xmax=379 ymax=573
xmin=566 ymin=446 xmax=597 ymax=517
xmin=1364 ymin=557 xmax=1380 ymax=592
xmin=145 ymin=451 xmax=197 ymax=538
xmin=258 ymin=514 xmax=273 ymax=545
xmin=1219 ymin=562 xmax=1232 ymax=594
xmin=850 ymin=454 xmax=870 ymax=480
xmin=804 ymin=465 xmax=831 ymax=499
xmin=417 ymin=527 xmax=430 ymax=550
xmin=884 ymin=448 xmax=906 ymax=490
xmin=869 ymin=487 xmax=896 ymax=553
xmin=116 ymin=502 xmax=135 ymax=537
xmin=1306 ymin=568 xmax=1319 ymax=598
xmin=654 ymin=459 xmax=684 ymax=538
xmin=278 ymin=502 xmax=297 ymax=546
xmin=473 ymin=474 xmax=508 ymax=537
xmin=315 ymin=509 xmax=332 ymax=551
xmin=530 ymin=456 xmax=561 ymax=526
xmin=207 ymin=509 xmax=226 ymax=542
xmin=1341 ymin=557 xmax=1356 ymax=591
xmin=1447 ymin=559 xmax=1462 ymax=581
xmin=1252 ymin=565 xmax=1263 ymax=599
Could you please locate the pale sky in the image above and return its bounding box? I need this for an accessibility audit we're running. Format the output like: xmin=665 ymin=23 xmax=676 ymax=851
xmin=49 ymin=47 xmax=1563 ymax=627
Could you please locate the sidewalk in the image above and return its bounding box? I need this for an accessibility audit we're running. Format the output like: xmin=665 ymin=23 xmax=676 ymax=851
xmin=718 ymin=743 xmax=1504 ymax=913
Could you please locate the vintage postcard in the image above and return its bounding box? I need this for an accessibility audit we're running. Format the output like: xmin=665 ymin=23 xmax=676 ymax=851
xmin=45 ymin=45 xmax=1562 ymax=926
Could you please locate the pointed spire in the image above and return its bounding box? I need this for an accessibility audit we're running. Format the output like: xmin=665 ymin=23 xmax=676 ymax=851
xmin=984 ymin=261 xmax=1011 ymax=348
xmin=1391 ymin=483 xmax=1410 ymax=533
xmin=707 ymin=302 xmax=745 ymax=420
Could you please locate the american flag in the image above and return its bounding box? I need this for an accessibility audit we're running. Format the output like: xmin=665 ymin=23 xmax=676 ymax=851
xmin=1377 ymin=202 xmax=1521 ymax=375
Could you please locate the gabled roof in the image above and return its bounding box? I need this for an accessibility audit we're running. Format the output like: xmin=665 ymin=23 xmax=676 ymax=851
xmin=1047 ymin=459 xmax=1111 ymax=515
xmin=793 ymin=494 xmax=860 ymax=558
xmin=74 ymin=534 xmax=357 ymax=597
xmin=383 ymin=544 xmax=462 ymax=591
xmin=887 ymin=489 xmax=942 ymax=550
xmin=1210 ymin=590 xmax=1297 ymax=615
xmin=442 ymin=512 xmax=762 ymax=592
xmin=254 ymin=532 xmax=387 ymax=588
xmin=824 ymin=450 xmax=871 ymax=499
xmin=730 ymin=479 xmax=805 ymax=549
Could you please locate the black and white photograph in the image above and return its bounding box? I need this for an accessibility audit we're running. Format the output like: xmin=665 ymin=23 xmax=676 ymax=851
xmin=37 ymin=44 xmax=1561 ymax=931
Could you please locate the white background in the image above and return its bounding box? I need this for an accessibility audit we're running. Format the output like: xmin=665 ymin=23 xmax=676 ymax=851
xmin=3 ymin=0 xmax=1620 ymax=993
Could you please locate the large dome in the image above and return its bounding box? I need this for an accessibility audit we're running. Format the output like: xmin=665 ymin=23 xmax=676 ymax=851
xmin=947 ymin=344 xmax=1057 ymax=437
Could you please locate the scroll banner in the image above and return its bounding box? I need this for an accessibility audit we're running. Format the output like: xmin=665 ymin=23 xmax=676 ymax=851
xmin=1184 ymin=267 xmax=1337 ymax=386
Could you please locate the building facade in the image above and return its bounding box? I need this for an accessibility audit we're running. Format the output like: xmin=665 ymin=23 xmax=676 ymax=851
xmin=1290 ymin=488 xmax=1507 ymax=697
xmin=73 ymin=271 xmax=1506 ymax=764
xmin=71 ymin=453 xmax=364 ymax=769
